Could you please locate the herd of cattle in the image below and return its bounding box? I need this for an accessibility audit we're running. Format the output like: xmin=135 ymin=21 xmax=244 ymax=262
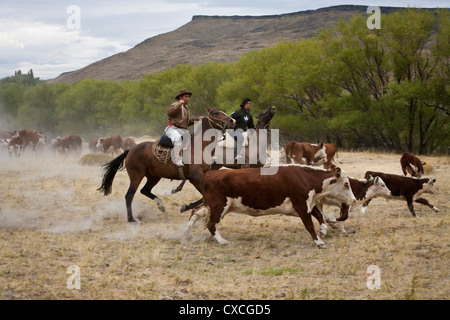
xmin=0 ymin=128 xmax=136 ymax=158
xmin=184 ymin=141 xmax=438 ymax=248
xmin=1 ymin=128 xmax=439 ymax=248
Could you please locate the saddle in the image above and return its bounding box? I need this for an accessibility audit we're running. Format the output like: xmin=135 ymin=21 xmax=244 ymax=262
xmin=152 ymin=135 xmax=174 ymax=164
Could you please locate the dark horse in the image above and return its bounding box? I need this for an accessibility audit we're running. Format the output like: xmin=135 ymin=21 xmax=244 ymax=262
xmin=211 ymin=105 xmax=276 ymax=170
xmin=98 ymin=107 xmax=235 ymax=222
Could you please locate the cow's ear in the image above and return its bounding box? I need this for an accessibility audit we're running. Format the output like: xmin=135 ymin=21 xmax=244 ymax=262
xmin=368 ymin=175 xmax=374 ymax=181
xmin=319 ymin=142 xmax=324 ymax=148
xmin=430 ymin=178 xmax=436 ymax=184
xmin=206 ymin=106 xmax=212 ymax=113
xmin=422 ymin=162 xmax=426 ymax=165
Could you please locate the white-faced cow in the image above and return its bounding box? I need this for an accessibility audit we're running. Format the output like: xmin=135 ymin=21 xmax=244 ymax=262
xmin=400 ymin=152 xmax=425 ymax=178
xmin=185 ymin=165 xmax=356 ymax=248
xmin=96 ymin=135 xmax=123 ymax=155
xmin=312 ymin=176 xmax=391 ymax=234
xmin=89 ymin=138 xmax=102 ymax=153
xmin=363 ymin=171 xmax=438 ymax=218
xmin=7 ymin=136 xmax=23 ymax=158
xmin=54 ymin=135 xmax=82 ymax=155
xmin=284 ymin=141 xmax=327 ymax=166
xmin=18 ymin=129 xmax=47 ymax=152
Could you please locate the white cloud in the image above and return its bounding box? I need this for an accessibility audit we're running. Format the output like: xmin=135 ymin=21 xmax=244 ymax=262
xmin=0 ymin=1 xmax=448 ymax=80
xmin=0 ymin=19 xmax=130 ymax=79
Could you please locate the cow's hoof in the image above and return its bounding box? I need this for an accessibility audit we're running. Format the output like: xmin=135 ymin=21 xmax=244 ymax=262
xmin=128 ymin=218 xmax=137 ymax=223
xmin=317 ymin=244 xmax=327 ymax=249
xmin=158 ymin=205 xmax=165 ymax=213
xmin=432 ymin=207 xmax=439 ymax=212
xmin=180 ymin=205 xmax=187 ymax=213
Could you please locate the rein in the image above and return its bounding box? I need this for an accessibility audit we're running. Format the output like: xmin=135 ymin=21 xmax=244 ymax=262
xmin=205 ymin=108 xmax=229 ymax=133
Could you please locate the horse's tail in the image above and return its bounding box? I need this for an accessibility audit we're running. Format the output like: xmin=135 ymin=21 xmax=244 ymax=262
xmin=98 ymin=149 xmax=130 ymax=196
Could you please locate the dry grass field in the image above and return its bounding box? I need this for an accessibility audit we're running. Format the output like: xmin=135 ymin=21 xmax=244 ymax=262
xmin=0 ymin=147 xmax=448 ymax=300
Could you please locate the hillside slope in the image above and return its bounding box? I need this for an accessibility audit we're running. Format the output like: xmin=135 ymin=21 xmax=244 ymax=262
xmin=48 ymin=5 xmax=403 ymax=83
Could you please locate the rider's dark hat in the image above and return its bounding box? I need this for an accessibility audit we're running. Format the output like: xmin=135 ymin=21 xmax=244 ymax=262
xmin=175 ymin=90 xmax=192 ymax=100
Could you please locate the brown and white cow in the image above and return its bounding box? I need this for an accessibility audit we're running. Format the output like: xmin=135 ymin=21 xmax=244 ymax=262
xmin=18 ymin=129 xmax=47 ymax=152
xmin=54 ymin=135 xmax=83 ymax=154
xmin=96 ymin=135 xmax=123 ymax=155
xmin=122 ymin=137 xmax=136 ymax=151
xmin=313 ymin=176 xmax=391 ymax=234
xmin=363 ymin=171 xmax=438 ymax=218
xmin=89 ymin=138 xmax=102 ymax=153
xmin=7 ymin=136 xmax=23 ymax=158
xmin=185 ymin=165 xmax=356 ymax=248
xmin=284 ymin=141 xmax=327 ymax=166
xmin=400 ymin=152 xmax=425 ymax=178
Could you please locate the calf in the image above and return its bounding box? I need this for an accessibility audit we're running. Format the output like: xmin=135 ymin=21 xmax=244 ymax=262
xmin=122 ymin=137 xmax=136 ymax=150
xmin=313 ymin=176 xmax=391 ymax=234
xmin=400 ymin=152 xmax=425 ymax=178
xmin=7 ymin=136 xmax=23 ymax=158
xmin=89 ymin=138 xmax=102 ymax=153
xmin=363 ymin=171 xmax=438 ymax=217
xmin=97 ymin=135 xmax=123 ymax=155
xmin=284 ymin=141 xmax=327 ymax=166
xmin=185 ymin=165 xmax=356 ymax=248
xmin=54 ymin=135 xmax=83 ymax=154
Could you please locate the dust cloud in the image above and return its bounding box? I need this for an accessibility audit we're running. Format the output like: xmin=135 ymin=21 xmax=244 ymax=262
xmin=0 ymin=144 xmax=204 ymax=241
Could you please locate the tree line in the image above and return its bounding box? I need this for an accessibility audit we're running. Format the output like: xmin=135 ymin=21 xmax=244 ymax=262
xmin=0 ymin=9 xmax=448 ymax=154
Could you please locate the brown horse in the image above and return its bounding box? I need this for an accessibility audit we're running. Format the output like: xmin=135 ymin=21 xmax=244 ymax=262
xmin=211 ymin=105 xmax=276 ymax=170
xmin=98 ymin=107 xmax=235 ymax=222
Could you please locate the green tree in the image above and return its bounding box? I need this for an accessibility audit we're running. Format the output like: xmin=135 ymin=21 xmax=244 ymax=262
xmin=15 ymin=83 xmax=60 ymax=132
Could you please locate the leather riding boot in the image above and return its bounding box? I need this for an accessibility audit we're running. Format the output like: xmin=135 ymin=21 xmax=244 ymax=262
xmin=177 ymin=165 xmax=186 ymax=181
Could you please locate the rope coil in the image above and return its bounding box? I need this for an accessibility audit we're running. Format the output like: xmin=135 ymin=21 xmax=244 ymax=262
xmin=152 ymin=139 xmax=172 ymax=164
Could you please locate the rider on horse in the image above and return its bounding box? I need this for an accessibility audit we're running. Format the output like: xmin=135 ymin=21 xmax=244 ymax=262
xmin=229 ymin=97 xmax=255 ymax=161
xmin=165 ymin=90 xmax=204 ymax=180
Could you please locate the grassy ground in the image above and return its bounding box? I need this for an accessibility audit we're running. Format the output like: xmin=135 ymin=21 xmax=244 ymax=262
xmin=0 ymin=149 xmax=448 ymax=300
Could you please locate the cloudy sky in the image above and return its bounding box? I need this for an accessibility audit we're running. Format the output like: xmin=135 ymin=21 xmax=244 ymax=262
xmin=1 ymin=0 xmax=448 ymax=80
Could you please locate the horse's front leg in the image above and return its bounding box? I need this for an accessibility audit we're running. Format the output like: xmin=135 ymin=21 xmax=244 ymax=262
xmin=180 ymin=167 xmax=203 ymax=212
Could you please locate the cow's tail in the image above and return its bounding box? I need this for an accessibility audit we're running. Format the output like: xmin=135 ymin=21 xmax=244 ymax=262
xmin=98 ymin=149 xmax=130 ymax=196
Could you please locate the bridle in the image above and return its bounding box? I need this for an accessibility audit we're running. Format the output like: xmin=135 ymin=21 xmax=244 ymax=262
xmin=205 ymin=108 xmax=233 ymax=133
